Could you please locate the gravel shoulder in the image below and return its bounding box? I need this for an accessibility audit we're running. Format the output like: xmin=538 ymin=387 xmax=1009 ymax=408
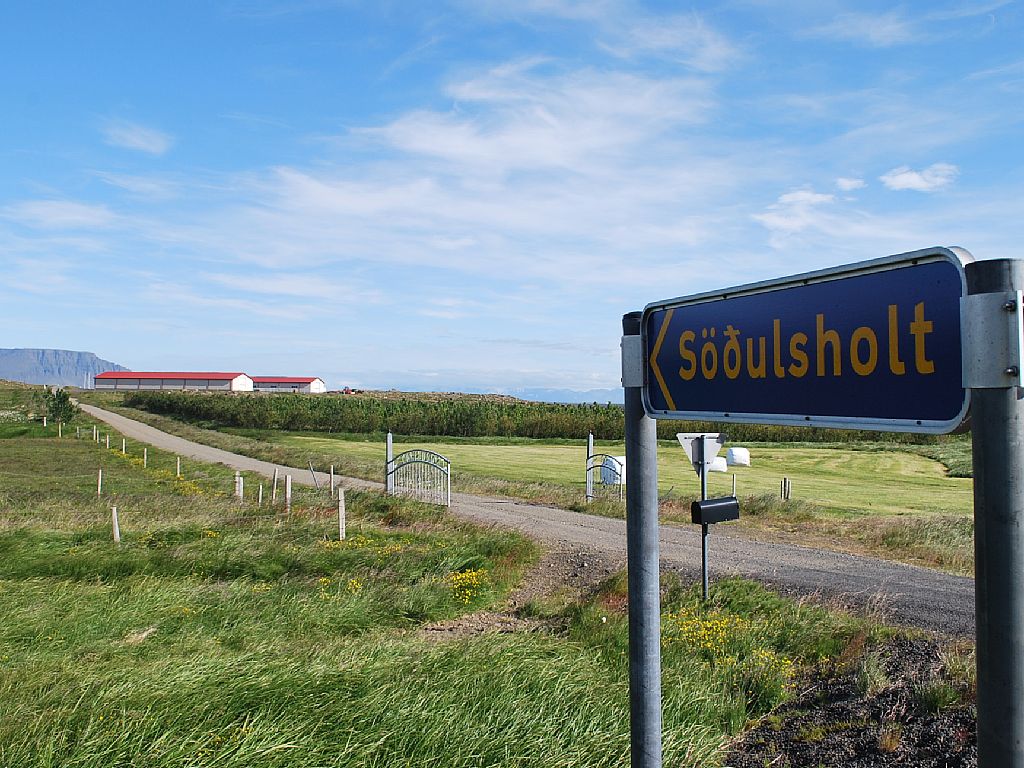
xmin=79 ymin=403 xmax=975 ymax=637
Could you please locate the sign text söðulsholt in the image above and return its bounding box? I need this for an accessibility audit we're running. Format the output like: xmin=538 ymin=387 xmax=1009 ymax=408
xmin=641 ymin=247 xmax=969 ymax=433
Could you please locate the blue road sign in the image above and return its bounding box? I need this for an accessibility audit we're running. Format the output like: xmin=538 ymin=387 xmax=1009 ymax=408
xmin=641 ymin=247 xmax=971 ymax=433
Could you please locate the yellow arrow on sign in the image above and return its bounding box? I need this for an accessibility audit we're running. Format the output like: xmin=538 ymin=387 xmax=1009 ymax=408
xmin=648 ymin=309 xmax=677 ymax=411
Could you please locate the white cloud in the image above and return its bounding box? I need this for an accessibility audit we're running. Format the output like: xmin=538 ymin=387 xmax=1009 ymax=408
xmin=927 ymin=0 xmax=1013 ymax=21
xmin=604 ymin=13 xmax=742 ymax=72
xmin=807 ymin=10 xmax=920 ymax=47
xmin=879 ymin=163 xmax=959 ymax=192
xmin=101 ymin=119 xmax=174 ymax=155
xmin=754 ymin=189 xmax=836 ymax=235
xmin=364 ymin=59 xmax=713 ymax=175
xmin=96 ymin=172 xmax=179 ymax=199
xmin=202 ymin=271 xmax=383 ymax=303
xmin=1 ymin=200 xmax=116 ymax=229
xmin=836 ymin=177 xmax=866 ymax=191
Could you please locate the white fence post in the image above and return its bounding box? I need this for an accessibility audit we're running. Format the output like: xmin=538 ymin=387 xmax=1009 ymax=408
xmin=97 ymin=469 xmax=103 ymax=496
xmin=43 ymin=416 xmax=47 ymax=428
xmin=285 ymin=475 xmax=292 ymax=514
xmin=272 ymin=468 xmax=279 ymax=503
xmin=111 ymin=506 xmax=121 ymax=544
xmin=176 ymin=457 xmax=181 ymax=478
xmin=105 ymin=434 xmax=110 ymax=450
xmin=122 ymin=438 xmax=126 ymax=454
xmin=258 ymin=484 xmax=264 ymax=506
xmin=385 ymin=432 xmax=394 ymax=495
xmin=330 ymin=465 xmax=335 ymax=498
xmin=143 ymin=448 xmax=148 ymax=468
xmin=338 ymin=489 xmax=346 ymax=540
xmin=58 ymin=422 xmax=62 ymax=438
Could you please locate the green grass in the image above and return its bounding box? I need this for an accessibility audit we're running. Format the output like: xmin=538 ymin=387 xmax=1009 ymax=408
xmin=0 ymin=385 xmax=892 ymax=767
xmin=229 ymin=431 xmax=972 ymax=518
xmin=69 ymin=401 xmax=977 ymax=573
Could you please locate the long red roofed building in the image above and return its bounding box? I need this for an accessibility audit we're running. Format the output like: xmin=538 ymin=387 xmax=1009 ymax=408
xmin=94 ymin=371 xmax=254 ymax=392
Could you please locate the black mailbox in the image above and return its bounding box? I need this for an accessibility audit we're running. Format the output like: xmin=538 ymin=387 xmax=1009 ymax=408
xmin=691 ymin=496 xmax=740 ymax=525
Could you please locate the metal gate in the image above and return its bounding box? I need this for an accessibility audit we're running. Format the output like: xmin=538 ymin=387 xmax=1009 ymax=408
xmin=586 ymin=453 xmax=624 ymax=502
xmin=385 ymin=432 xmax=451 ymax=507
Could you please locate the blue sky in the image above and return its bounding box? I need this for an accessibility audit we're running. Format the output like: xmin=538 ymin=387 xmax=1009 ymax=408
xmin=2 ymin=1 xmax=1021 ymax=396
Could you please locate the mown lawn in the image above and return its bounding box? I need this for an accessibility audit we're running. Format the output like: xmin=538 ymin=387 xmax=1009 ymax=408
xmin=0 ymin=390 xmax=885 ymax=767
xmin=275 ymin=432 xmax=973 ymax=517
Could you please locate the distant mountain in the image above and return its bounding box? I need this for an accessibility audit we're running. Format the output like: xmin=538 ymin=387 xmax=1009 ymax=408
xmin=503 ymin=387 xmax=624 ymax=405
xmin=0 ymin=349 xmax=128 ymax=387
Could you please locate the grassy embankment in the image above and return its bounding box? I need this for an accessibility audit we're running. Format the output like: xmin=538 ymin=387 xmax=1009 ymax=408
xmin=80 ymin=390 xmax=976 ymax=575
xmin=0 ymin=382 xmax=916 ymax=766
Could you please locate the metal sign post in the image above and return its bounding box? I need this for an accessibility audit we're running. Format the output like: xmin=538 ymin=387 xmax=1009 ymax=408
xmin=966 ymin=259 xmax=1024 ymax=767
xmin=698 ymin=437 xmax=709 ymax=600
xmin=627 ymin=248 xmax=1024 ymax=766
xmin=677 ymin=433 xmax=725 ymax=599
xmin=621 ymin=312 xmax=662 ymax=768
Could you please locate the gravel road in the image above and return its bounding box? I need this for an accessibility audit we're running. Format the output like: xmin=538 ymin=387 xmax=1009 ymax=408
xmin=80 ymin=403 xmax=975 ymax=636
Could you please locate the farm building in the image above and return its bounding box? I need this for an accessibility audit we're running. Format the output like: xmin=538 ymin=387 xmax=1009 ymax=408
xmin=94 ymin=371 xmax=254 ymax=392
xmin=252 ymin=376 xmax=327 ymax=394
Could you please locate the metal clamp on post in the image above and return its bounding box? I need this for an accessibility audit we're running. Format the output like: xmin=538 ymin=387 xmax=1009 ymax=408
xmin=961 ymin=289 xmax=1024 ymax=389
xmin=621 ymin=333 xmax=644 ymax=389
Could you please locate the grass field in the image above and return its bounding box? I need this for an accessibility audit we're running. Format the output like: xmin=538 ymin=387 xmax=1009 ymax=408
xmin=272 ymin=432 xmax=973 ymax=517
xmin=73 ymin=392 xmax=977 ymax=572
xmin=0 ymin=384 xmax=905 ymax=767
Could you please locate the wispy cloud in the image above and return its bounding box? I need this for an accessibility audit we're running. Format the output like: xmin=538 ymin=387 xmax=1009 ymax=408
xmin=879 ymin=163 xmax=959 ymax=192
xmin=805 ymin=2 xmax=1011 ymax=47
xmin=101 ymin=119 xmax=174 ymax=155
xmin=602 ymin=12 xmax=742 ymax=72
xmin=2 ymin=200 xmax=116 ymax=229
xmin=202 ymin=271 xmax=383 ymax=303
xmin=927 ymin=0 xmax=1013 ymax=21
xmin=365 ymin=58 xmax=714 ymax=175
xmin=806 ymin=9 xmax=921 ymax=47
xmin=836 ymin=177 xmax=866 ymax=191
xmin=95 ymin=172 xmax=179 ymax=199
xmin=753 ymin=189 xmax=836 ymax=237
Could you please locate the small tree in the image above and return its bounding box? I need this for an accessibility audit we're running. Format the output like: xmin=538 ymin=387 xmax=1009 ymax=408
xmin=42 ymin=388 xmax=77 ymax=423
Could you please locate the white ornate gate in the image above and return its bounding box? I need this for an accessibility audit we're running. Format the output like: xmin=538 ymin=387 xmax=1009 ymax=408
xmin=385 ymin=432 xmax=451 ymax=507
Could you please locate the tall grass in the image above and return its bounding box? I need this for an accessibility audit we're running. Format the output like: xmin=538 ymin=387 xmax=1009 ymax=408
xmin=1 ymin=385 xmax=889 ymax=767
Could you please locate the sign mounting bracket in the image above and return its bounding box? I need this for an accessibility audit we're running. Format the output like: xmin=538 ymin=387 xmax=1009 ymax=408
xmin=961 ymin=289 xmax=1024 ymax=389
